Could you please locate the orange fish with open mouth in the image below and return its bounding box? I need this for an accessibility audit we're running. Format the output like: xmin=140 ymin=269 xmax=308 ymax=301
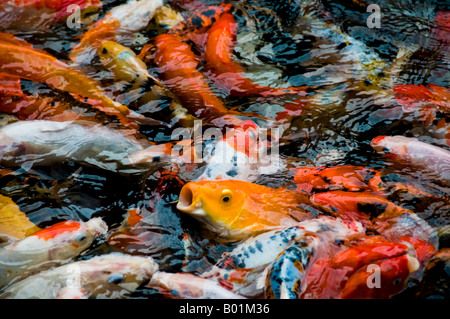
xmin=176 ymin=180 xmax=312 ymax=241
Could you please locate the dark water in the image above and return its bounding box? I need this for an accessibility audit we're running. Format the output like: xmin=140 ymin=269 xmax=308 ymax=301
xmin=0 ymin=0 xmax=449 ymax=298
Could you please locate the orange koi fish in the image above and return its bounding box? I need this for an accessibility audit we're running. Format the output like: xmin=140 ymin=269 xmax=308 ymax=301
xmin=293 ymin=165 xmax=385 ymax=195
xmin=0 ymin=73 xmax=108 ymax=123
xmin=0 ymin=0 xmax=102 ymax=31
xmin=150 ymin=33 xmax=244 ymax=127
xmin=310 ymin=191 xmax=408 ymax=223
xmin=69 ymin=0 xmax=164 ymax=64
xmin=0 ymin=33 xmax=142 ymax=130
xmin=204 ymin=12 xmax=310 ymax=97
xmin=170 ymin=3 xmax=233 ymax=48
xmin=176 ymin=180 xmax=312 ymax=241
xmin=302 ymin=241 xmax=419 ymax=299
xmin=0 ymin=218 xmax=108 ymax=288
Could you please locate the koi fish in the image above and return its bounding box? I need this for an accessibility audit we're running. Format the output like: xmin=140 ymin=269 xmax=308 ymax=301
xmin=169 ymin=3 xmax=233 ymax=48
xmin=392 ymin=84 xmax=450 ymax=146
xmin=203 ymin=216 xmax=364 ymax=297
xmin=0 ymin=0 xmax=102 ymax=31
xmin=302 ymin=241 xmax=420 ymax=299
xmin=96 ymin=40 xmax=197 ymax=126
xmin=148 ymin=272 xmax=245 ymax=299
xmin=0 ymin=120 xmax=169 ymax=173
xmin=293 ymin=165 xmax=384 ymax=195
xmin=149 ymin=33 xmax=234 ymax=126
xmin=176 ymin=179 xmax=313 ymax=241
xmin=0 ymin=218 xmax=108 ymax=289
xmin=69 ymin=0 xmax=164 ymax=65
xmin=97 ymin=41 xmax=163 ymax=86
xmin=195 ymin=120 xmax=284 ymax=182
xmin=0 ymin=73 xmax=111 ymax=123
xmin=0 ymin=253 xmax=158 ymax=299
xmin=0 ymin=194 xmax=40 ymax=240
xmin=370 ymin=135 xmax=450 ymax=185
xmin=310 ymin=190 xmax=410 ymax=228
xmin=204 ymin=12 xmax=309 ymax=97
xmin=0 ymin=33 xmax=144 ymax=130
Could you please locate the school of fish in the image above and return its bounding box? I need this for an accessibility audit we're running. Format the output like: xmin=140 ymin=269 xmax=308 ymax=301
xmin=0 ymin=0 xmax=448 ymax=299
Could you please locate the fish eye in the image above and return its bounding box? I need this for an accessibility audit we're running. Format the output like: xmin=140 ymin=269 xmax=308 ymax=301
xmin=107 ymin=274 xmax=125 ymax=285
xmin=221 ymin=189 xmax=232 ymax=203
xmin=392 ymin=277 xmax=402 ymax=286
xmin=74 ymin=234 xmax=87 ymax=243
xmin=101 ymin=47 xmax=108 ymax=54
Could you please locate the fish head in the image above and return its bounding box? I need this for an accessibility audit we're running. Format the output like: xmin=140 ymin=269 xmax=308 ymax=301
xmin=341 ymin=254 xmax=419 ymax=299
xmin=97 ymin=41 xmax=143 ymax=82
xmin=370 ymin=135 xmax=409 ymax=161
xmin=11 ymin=217 xmax=108 ymax=259
xmin=177 ymin=180 xmax=247 ymax=237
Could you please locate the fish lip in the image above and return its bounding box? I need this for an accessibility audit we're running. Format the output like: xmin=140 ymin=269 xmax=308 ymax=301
xmin=177 ymin=184 xmax=205 ymax=215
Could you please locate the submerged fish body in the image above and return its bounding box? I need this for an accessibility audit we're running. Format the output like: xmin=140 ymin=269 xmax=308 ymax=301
xmin=0 ymin=33 xmax=140 ymax=130
xmin=0 ymin=253 xmax=158 ymax=299
xmin=371 ymin=135 xmax=450 ymax=184
xmin=0 ymin=0 xmax=102 ymax=31
xmin=0 ymin=120 xmax=163 ymax=173
xmin=148 ymin=271 xmax=245 ymax=299
xmin=205 ymin=12 xmax=309 ymax=97
xmin=177 ymin=180 xmax=313 ymax=241
xmin=0 ymin=218 xmax=108 ymax=289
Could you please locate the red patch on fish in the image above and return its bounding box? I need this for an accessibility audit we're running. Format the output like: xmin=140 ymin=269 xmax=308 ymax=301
xmin=32 ymin=220 xmax=82 ymax=241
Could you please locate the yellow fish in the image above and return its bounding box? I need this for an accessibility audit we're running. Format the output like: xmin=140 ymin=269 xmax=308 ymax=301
xmin=0 ymin=195 xmax=40 ymax=240
xmin=176 ymin=180 xmax=312 ymax=241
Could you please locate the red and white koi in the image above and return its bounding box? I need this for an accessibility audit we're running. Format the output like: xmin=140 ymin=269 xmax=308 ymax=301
xmin=0 ymin=218 xmax=107 ymax=288
xmin=0 ymin=253 xmax=158 ymax=299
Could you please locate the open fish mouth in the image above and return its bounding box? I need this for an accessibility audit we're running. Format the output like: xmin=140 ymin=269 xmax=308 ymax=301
xmin=176 ymin=184 xmax=205 ymax=216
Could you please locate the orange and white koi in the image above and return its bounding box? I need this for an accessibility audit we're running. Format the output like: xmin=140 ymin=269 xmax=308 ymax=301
xmin=0 ymin=0 xmax=102 ymax=31
xmin=0 ymin=253 xmax=158 ymax=299
xmin=371 ymin=135 xmax=450 ymax=184
xmin=177 ymin=179 xmax=314 ymax=241
xmin=204 ymin=12 xmax=309 ymax=97
xmin=69 ymin=0 xmax=164 ymax=65
xmin=0 ymin=218 xmax=108 ymax=288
